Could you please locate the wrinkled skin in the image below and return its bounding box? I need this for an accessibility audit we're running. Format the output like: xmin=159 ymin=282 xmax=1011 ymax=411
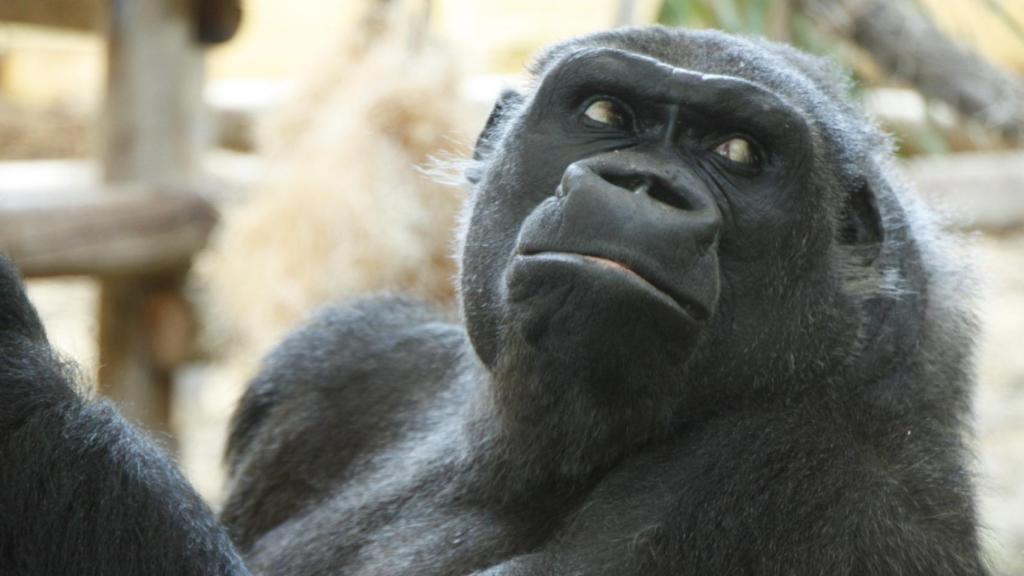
xmin=0 ymin=27 xmax=988 ymax=576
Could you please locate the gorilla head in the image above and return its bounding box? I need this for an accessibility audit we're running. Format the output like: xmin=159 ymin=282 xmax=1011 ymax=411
xmin=456 ymin=28 xmax=925 ymax=474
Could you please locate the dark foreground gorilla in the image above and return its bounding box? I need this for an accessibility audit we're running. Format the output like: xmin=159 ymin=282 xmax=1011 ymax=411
xmin=0 ymin=27 xmax=989 ymax=576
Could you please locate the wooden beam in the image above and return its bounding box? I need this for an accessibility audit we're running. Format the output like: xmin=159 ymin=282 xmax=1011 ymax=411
xmin=0 ymin=0 xmax=103 ymax=32
xmin=0 ymin=186 xmax=216 ymax=278
xmin=904 ymin=151 xmax=1024 ymax=231
xmin=0 ymin=0 xmax=241 ymax=44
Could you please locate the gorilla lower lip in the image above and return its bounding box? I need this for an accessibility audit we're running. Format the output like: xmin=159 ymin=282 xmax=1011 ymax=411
xmin=519 ymin=251 xmax=704 ymax=321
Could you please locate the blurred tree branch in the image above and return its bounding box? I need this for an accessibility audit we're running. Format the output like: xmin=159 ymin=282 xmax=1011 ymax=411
xmin=802 ymin=0 xmax=1024 ymax=143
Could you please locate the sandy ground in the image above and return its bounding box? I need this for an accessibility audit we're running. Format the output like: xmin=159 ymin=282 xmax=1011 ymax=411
xmin=24 ymin=230 xmax=1024 ymax=574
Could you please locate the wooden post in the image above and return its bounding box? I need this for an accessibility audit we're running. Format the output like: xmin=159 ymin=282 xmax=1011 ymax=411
xmin=615 ymin=0 xmax=637 ymax=26
xmin=99 ymin=0 xmax=204 ymax=439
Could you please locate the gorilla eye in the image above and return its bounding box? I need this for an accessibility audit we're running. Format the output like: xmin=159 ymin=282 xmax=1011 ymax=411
xmin=582 ymin=99 xmax=629 ymax=129
xmin=713 ymin=137 xmax=756 ymax=165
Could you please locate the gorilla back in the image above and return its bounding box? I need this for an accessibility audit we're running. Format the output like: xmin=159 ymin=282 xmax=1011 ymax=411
xmin=2 ymin=27 xmax=988 ymax=576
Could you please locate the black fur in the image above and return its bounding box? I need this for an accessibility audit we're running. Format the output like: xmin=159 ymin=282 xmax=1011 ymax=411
xmin=0 ymin=254 xmax=247 ymax=575
xmin=0 ymin=27 xmax=987 ymax=575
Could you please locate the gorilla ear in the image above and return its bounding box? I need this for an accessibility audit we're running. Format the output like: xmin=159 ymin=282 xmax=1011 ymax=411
xmin=467 ymin=89 xmax=524 ymax=184
xmin=837 ymin=181 xmax=884 ymax=265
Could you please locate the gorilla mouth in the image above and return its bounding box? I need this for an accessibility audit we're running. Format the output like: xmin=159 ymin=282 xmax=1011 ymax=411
xmin=517 ymin=250 xmax=709 ymax=322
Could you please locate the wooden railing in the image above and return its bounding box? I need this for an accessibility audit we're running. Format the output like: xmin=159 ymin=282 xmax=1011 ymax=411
xmin=0 ymin=0 xmax=240 ymax=441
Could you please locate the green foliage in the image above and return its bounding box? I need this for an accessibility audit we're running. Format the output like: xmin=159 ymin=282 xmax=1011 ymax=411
xmin=658 ymin=0 xmax=778 ymax=36
xmin=656 ymin=0 xmax=840 ymax=72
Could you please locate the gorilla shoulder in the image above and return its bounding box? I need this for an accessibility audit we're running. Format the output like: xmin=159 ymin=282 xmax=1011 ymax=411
xmin=221 ymin=295 xmax=463 ymax=547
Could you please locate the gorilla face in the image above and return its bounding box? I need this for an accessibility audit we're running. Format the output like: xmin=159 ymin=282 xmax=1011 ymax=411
xmin=461 ymin=43 xmax=880 ymax=414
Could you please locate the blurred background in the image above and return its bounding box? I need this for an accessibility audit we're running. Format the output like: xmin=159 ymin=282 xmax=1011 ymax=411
xmin=0 ymin=0 xmax=1022 ymax=573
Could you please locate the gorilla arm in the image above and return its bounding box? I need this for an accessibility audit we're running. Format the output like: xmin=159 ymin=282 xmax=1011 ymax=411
xmin=0 ymin=255 xmax=249 ymax=576
xmin=221 ymin=296 xmax=464 ymax=551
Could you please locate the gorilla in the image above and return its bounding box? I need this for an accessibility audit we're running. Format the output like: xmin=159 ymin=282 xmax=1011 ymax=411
xmin=0 ymin=27 xmax=989 ymax=575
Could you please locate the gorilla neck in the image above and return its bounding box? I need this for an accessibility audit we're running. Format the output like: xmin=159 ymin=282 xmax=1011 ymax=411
xmin=460 ymin=348 xmax=680 ymax=496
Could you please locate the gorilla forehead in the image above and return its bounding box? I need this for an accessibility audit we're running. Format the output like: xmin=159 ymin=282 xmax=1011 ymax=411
xmin=532 ymin=27 xmax=839 ymax=110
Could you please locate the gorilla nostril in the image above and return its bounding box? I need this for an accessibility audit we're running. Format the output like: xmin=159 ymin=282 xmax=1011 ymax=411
xmin=603 ymin=173 xmax=649 ymax=194
xmin=602 ymin=172 xmax=695 ymax=211
xmin=647 ymin=185 xmax=694 ymax=212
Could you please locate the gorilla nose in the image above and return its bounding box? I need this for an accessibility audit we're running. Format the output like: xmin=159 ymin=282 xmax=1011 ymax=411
xmin=559 ymin=158 xmax=721 ymax=252
xmin=517 ymin=157 xmax=723 ymax=321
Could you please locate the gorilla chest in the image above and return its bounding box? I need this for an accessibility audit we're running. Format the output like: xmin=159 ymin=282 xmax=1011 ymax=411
xmin=341 ymin=501 xmax=545 ymax=575
xmin=305 ymin=448 xmax=687 ymax=575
